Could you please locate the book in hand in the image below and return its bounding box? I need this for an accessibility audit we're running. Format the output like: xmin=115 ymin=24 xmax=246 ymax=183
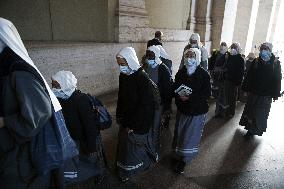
xmin=174 ymin=84 xmax=192 ymax=96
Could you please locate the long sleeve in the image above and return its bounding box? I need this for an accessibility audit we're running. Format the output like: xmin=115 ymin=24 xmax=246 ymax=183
xmin=159 ymin=65 xmax=172 ymax=112
xmin=129 ymin=74 xmax=155 ymax=134
xmin=190 ymin=71 xmax=211 ymax=102
xmin=78 ymin=95 xmax=100 ymax=153
xmin=273 ymin=61 xmax=282 ymax=98
xmin=4 ymin=71 xmax=52 ymax=143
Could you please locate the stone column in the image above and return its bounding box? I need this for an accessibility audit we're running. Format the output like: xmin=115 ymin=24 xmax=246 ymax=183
xmin=211 ymin=0 xmax=226 ymax=50
xmin=267 ymin=0 xmax=281 ymax=43
xmin=194 ymin=0 xmax=213 ymax=50
xmin=187 ymin=0 xmax=197 ymax=31
xmin=115 ymin=0 xmax=149 ymax=42
xmin=233 ymin=0 xmax=256 ymax=54
xmin=220 ymin=0 xmax=239 ymax=47
xmin=244 ymin=0 xmax=260 ymax=55
xmin=251 ymin=0 xmax=275 ymax=52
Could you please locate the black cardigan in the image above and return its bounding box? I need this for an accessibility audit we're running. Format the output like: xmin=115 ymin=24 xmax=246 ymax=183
xmin=59 ymin=90 xmax=99 ymax=153
xmin=116 ymin=68 xmax=155 ymax=134
xmin=226 ymin=54 xmax=245 ymax=85
xmin=173 ymin=66 xmax=211 ymax=116
xmin=147 ymin=38 xmax=162 ymax=48
xmin=157 ymin=63 xmax=172 ymax=112
xmin=242 ymin=55 xmax=282 ymax=98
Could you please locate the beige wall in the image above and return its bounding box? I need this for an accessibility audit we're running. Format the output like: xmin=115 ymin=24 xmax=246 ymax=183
xmin=145 ymin=0 xmax=191 ymax=30
xmin=0 ymin=0 xmax=109 ymax=42
xmin=50 ymin=0 xmax=108 ymax=42
xmin=26 ymin=41 xmax=187 ymax=95
xmin=107 ymin=0 xmax=118 ymax=42
xmin=0 ymin=0 xmax=52 ymax=40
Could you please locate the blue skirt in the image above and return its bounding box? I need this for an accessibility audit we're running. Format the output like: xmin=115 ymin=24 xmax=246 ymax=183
xmin=173 ymin=112 xmax=206 ymax=163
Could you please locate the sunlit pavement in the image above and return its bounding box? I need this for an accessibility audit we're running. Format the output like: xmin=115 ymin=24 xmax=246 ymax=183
xmin=69 ymin=90 xmax=284 ymax=189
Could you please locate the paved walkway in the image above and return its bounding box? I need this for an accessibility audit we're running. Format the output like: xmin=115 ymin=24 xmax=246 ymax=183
xmin=68 ymin=92 xmax=284 ymax=189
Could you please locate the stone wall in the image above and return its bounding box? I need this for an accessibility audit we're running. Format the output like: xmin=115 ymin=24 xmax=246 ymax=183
xmin=145 ymin=0 xmax=191 ymax=30
xmin=26 ymin=41 xmax=188 ymax=95
xmin=0 ymin=0 xmax=109 ymax=42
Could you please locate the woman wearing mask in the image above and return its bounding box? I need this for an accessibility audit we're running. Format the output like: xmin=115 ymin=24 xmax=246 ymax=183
xmin=144 ymin=45 xmax=172 ymax=153
xmin=209 ymin=42 xmax=228 ymax=97
xmin=115 ymin=47 xmax=157 ymax=182
xmin=172 ymin=48 xmax=211 ymax=174
xmin=51 ymin=71 xmax=106 ymax=185
xmin=179 ymin=33 xmax=209 ymax=71
xmin=240 ymin=42 xmax=282 ymax=137
xmin=214 ymin=42 xmax=245 ymax=118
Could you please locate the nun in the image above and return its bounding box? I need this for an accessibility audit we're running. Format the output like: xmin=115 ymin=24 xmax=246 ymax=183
xmin=172 ymin=48 xmax=211 ymax=174
xmin=0 ymin=18 xmax=77 ymax=189
xmin=179 ymin=33 xmax=209 ymax=70
xmin=240 ymin=42 xmax=282 ymax=137
xmin=115 ymin=47 xmax=157 ymax=182
xmin=214 ymin=42 xmax=245 ymax=118
xmin=51 ymin=71 xmax=106 ymax=184
xmin=145 ymin=46 xmax=172 ymax=127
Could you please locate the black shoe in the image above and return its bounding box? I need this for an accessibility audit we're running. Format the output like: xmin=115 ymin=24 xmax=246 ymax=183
xmin=175 ymin=161 xmax=186 ymax=174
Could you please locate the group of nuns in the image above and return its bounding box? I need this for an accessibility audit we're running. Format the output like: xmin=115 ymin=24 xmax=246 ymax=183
xmin=115 ymin=39 xmax=211 ymax=180
xmin=1 ymin=17 xmax=281 ymax=189
xmin=0 ymin=18 xmax=210 ymax=188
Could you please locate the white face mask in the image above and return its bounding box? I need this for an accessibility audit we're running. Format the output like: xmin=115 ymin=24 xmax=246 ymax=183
xmin=0 ymin=39 xmax=6 ymax=53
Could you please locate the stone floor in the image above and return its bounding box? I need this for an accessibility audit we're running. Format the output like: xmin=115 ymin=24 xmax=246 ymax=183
xmin=69 ymin=92 xmax=284 ymax=189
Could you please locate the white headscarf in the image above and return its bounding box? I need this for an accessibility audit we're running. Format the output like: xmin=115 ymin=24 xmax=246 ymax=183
xmin=189 ymin=33 xmax=208 ymax=61
xmin=52 ymin=71 xmax=77 ymax=97
xmin=190 ymin=33 xmax=200 ymax=43
xmin=0 ymin=18 xmax=62 ymax=112
xmin=231 ymin=42 xmax=242 ymax=54
xmin=117 ymin=47 xmax=141 ymax=71
xmin=262 ymin=42 xmax=273 ymax=52
xmin=148 ymin=45 xmax=162 ymax=64
xmin=157 ymin=45 xmax=170 ymax=60
xmin=184 ymin=48 xmax=201 ymax=66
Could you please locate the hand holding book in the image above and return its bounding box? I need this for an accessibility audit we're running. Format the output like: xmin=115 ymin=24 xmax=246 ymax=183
xmin=174 ymin=84 xmax=192 ymax=97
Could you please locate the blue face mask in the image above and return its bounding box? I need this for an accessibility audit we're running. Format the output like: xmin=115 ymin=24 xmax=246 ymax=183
xmin=147 ymin=59 xmax=158 ymax=68
xmin=191 ymin=44 xmax=198 ymax=48
xmin=230 ymin=48 xmax=238 ymax=55
xmin=184 ymin=58 xmax=197 ymax=75
xmin=120 ymin=65 xmax=131 ymax=75
xmin=260 ymin=50 xmax=271 ymax=62
xmin=52 ymin=88 xmax=69 ymax=100
xmin=184 ymin=58 xmax=197 ymax=66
